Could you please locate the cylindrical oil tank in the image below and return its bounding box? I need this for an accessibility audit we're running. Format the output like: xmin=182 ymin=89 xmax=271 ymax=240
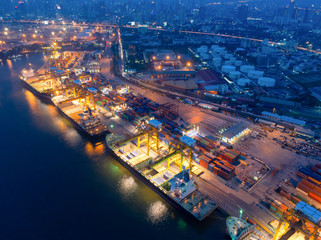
xmin=248 ymin=70 xmax=264 ymax=79
xmin=237 ymin=78 xmax=251 ymax=86
xmin=224 ymin=54 xmax=233 ymax=59
xmin=229 ymin=71 xmax=241 ymax=80
xmin=258 ymin=77 xmax=275 ymax=87
xmin=234 ymin=60 xmax=242 ymax=66
xmin=240 ymin=65 xmax=255 ymax=73
xmin=222 ymin=65 xmax=236 ymax=73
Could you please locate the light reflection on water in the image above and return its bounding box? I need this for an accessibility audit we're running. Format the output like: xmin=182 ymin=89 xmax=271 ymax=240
xmin=84 ymin=141 xmax=105 ymax=158
xmin=147 ymin=201 xmax=169 ymax=224
xmin=119 ymin=175 xmax=138 ymax=199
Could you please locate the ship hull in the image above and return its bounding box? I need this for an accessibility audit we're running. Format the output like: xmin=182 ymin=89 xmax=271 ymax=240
xmin=105 ymin=139 xmax=203 ymax=221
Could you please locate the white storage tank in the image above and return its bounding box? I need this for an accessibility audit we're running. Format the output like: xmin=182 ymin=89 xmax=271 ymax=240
xmin=229 ymin=71 xmax=241 ymax=80
xmin=222 ymin=65 xmax=236 ymax=73
xmin=224 ymin=54 xmax=233 ymax=59
xmin=229 ymin=58 xmax=236 ymax=64
xmin=237 ymin=78 xmax=251 ymax=86
xmin=213 ymin=57 xmax=222 ymax=67
xmin=258 ymin=77 xmax=275 ymax=87
xmin=197 ymin=45 xmax=208 ymax=53
xmin=200 ymin=53 xmax=210 ymax=60
xmin=234 ymin=60 xmax=242 ymax=66
xmin=225 ymin=60 xmax=232 ymax=66
xmin=212 ymin=47 xmax=225 ymax=56
xmin=211 ymin=45 xmax=220 ymax=50
xmin=248 ymin=70 xmax=264 ymax=79
xmin=240 ymin=65 xmax=255 ymax=73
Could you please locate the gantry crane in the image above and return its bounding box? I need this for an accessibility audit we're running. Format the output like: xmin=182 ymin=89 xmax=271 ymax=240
xmin=273 ymin=208 xmax=320 ymax=240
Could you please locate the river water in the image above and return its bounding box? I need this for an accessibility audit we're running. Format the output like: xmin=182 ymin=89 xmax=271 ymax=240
xmin=0 ymin=53 xmax=228 ymax=240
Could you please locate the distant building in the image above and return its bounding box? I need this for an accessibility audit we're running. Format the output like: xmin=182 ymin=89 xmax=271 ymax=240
xmin=261 ymin=111 xmax=306 ymax=126
xmin=197 ymin=69 xmax=228 ymax=93
xmin=237 ymin=5 xmax=248 ymax=21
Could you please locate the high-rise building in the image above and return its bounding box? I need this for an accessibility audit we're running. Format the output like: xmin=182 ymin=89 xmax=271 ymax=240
xmin=237 ymin=5 xmax=248 ymax=21
xmin=303 ymin=9 xmax=311 ymax=23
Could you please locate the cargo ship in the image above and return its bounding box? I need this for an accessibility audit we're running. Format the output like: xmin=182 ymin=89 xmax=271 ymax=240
xmin=105 ymin=126 xmax=218 ymax=221
xmin=226 ymin=210 xmax=271 ymax=240
xmin=52 ymin=95 xmax=107 ymax=138
xmin=20 ymin=68 xmax=53 ymax=103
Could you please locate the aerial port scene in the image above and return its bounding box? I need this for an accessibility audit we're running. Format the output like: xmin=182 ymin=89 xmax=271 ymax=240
xmin=1 ymin=0 xmax=321 ymax=239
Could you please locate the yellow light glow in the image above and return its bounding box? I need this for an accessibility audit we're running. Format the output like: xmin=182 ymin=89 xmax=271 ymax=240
xmin=166 ymin=55 xmax=170 ymax=60
xmin=22 ymin=34 xmax=26 ymax=37
xmin=51 ymin=32 xmax=55 ymax=36
xmin=187 ymin=62 xmax=191 ymax=67
xmin=152 ymin=56 xmax=156 ymax=60
xmin=177 ymin=55 xmax=181 ymax=59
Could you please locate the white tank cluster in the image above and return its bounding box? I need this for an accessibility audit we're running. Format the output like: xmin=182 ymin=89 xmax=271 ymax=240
xmin=222 ymin=65 xmax=236 ymax=73
xmin=229 ymin=71 xmax=241 ymax=80
xmin=197 ymin=45 xmax=208 ymax=53
xmin=240 ymin=65 xmax=255 ymax=73
xmin=237 ymin=78 xmax=251 ymax=86
xmin=225 ymin=60 xmax=232 ymax=65
xmin=258 ymin=77 xmax=275 ymax=87
xmin=248 ymin=70 xmax=264 ymax=79
xmin=224 ymin=53 xmax=233 ymax=59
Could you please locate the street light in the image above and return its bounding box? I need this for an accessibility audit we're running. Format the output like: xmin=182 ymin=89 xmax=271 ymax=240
xmin=239 ymin=208 xmax=243 ymax=221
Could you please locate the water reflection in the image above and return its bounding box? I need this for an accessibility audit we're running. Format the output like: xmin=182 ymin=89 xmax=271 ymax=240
xmin=84 ymin=141 xmax=105 ymax=158
xmin=147 ymin=201 xmax=168 ymax=224
xmin=24 ymin=90 xmax=39 ymax=114
xmin=6 ymin=59 xmax=12 ymax=71
xmin=119 ymin=176 xmax=137 ymax=199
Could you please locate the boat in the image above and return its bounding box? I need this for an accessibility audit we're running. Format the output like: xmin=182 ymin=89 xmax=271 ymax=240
xmin=52 ymin=96 xmax=108 ymax=138
xmin=20 ymin=68 xmax=53 ymax=103
xmin=105 ymin=132 xmax=218 ymax=221
xmin=226 ymin=210 xmax=271 ymax=240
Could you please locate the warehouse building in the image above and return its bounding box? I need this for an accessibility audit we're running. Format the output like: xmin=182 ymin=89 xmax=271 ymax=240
xmin=220 ymin=122 xmax=250 ymax=143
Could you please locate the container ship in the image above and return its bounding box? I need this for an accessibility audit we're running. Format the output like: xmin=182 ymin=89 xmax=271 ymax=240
xmin=20 ymin=68 xmax=53 ymax=103
xmin=105 ymin=119 xmax=218 ymax=221
xmin=226 ymin=210 xmax=271 ymax=240
xmin=52 ymin=95 xmax=108 ymax=138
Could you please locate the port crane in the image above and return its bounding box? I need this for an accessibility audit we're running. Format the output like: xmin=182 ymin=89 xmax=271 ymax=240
xmin=273 ymin=209 xmax=320 ymax=240
xmin=115 ymin=121 xmax=193 ymax=171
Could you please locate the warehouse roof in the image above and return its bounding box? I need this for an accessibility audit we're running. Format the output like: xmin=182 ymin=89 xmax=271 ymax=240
xmin=221 ymin=122 xmax=250 ymax=140
xmin=197 ymin=69 xmax=227 ymax=84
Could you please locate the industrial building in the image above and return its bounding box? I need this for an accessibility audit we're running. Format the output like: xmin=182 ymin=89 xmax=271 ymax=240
xmin=220 ymin=122 xmax=250 ymax=143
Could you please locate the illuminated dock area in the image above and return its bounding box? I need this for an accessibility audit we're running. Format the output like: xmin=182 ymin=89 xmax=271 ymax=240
xmin=107 ymin=121 xmax=219 ymax=221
